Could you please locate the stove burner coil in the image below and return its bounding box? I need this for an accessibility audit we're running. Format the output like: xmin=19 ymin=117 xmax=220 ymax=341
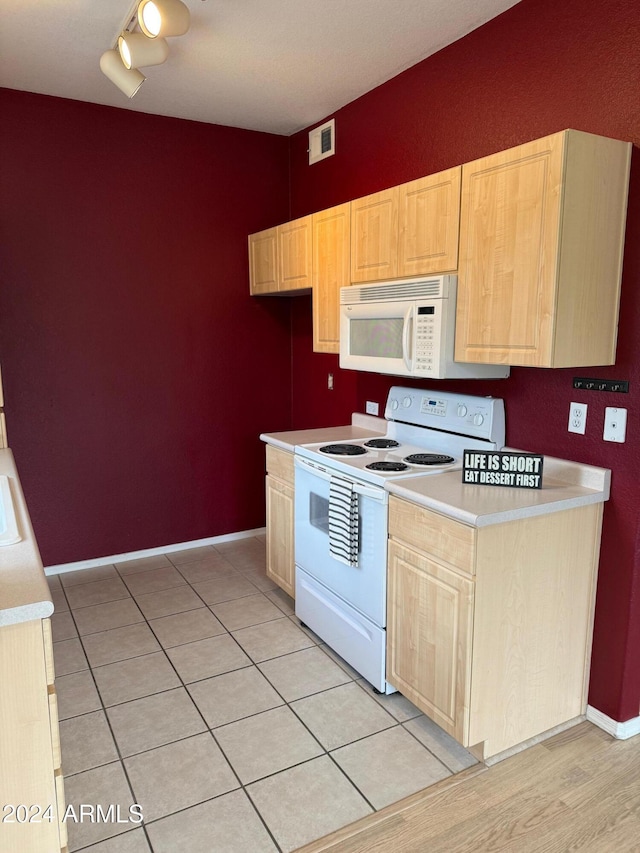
xmin=404 ymin=453 xmax=455 ymax=466
xmin=366 ymin=461 xmax=410 ymax=472
xmin=319 ymin=443 xmax=367 ymax=456
xmin=363 ymin=438 xmax=400 ymax=449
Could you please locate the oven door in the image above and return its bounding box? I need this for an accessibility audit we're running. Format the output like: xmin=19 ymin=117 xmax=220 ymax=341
xmin=294 ymin=455 xmax=388 ymax=626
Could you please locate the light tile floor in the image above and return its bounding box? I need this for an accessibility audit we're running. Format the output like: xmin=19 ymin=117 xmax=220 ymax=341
xmin=48 ymin=536 xmax=478 ymax=853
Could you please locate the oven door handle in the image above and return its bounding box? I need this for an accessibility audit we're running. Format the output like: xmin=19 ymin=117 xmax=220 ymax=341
xmin=294 ymin=456 xmax=386 ymax=502
xmin=402 ymin=304 xmax=414 ymax=372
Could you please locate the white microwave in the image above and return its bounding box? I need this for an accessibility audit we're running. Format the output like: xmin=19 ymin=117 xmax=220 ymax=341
xmin=339 ymin=275 xmax=509 ymax=380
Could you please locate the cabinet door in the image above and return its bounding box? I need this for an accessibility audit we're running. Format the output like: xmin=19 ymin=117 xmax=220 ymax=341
xmin=248 ymin=227 xmax=278 ymax=294
xmin=398 ymin=167 xmax=461 ymax=277
xmin=312 ymin=202 xmax=351 ymax=353
xmin=455 ymin=132 xmax=565 ymax=367
xmin=278 ymin=215 xmax=312 ymax=292
xmin=266 ymin=474 xmax=295 ymax=598
xmin=350 ymin=188 xmax=399 ymax=282
xmin=387 ymin=541 xmax=474 ymax=744
xmin=0 ymin=620 xmax=65 ymax=852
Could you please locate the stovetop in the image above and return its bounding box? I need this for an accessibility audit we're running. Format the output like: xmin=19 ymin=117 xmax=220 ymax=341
xmin=295 ymin=432 xmax=462 ymax=485
xmin=295 ymin=386 xmax=505 ymax=487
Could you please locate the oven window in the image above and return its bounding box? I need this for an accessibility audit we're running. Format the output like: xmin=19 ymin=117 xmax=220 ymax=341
xmin=308 ymin=492 xmax=362 ymax=548
xmin=350 ymin=317 xmax=403 ymax=358
xmin=309 ymin=492 xmax=329 ymax=534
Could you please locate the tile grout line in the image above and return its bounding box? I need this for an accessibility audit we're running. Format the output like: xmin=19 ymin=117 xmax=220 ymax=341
xmin=128 ymin=550 xmax=288 ymax=853
xmin=61 ymin=594 xmax=156 ymax=853
xmin=64 ymin=556 xmax=253 ymax=852
xmin=51 ymin=537 xmax=470 ymax=852
xmin=135 ymin=596 xmax=283 ymax=853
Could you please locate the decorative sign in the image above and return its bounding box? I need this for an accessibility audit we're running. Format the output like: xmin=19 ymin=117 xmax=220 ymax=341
xmin=462 ymin=450 xmax=544 ymax=489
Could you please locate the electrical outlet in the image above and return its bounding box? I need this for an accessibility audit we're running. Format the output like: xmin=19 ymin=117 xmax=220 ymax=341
xmin=568 ymin=402 xmax=587 ymax=434
xmin=603 ymin=407 xmax=627 ymax=442
xmin=327 ymin=373 xmax=334 ymax=391
xmin=365 ymin=401 xmax=379 ymax=416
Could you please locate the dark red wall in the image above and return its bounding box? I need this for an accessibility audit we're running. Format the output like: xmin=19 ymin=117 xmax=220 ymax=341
xmin=1 ymin=0 xmax=638 ymax=725
xmin=0 ymin=90 xmax=291 ymax=565
xmin=288 ymin=0 xmax=640 ymax=723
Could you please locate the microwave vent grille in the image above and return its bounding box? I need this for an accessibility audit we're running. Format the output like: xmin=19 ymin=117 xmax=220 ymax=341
xmin=341 ymin=276 xmax=452 ymax=304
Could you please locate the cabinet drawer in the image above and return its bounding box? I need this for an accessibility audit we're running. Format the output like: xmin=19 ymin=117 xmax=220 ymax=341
xmin=389 ymin=496 xmax=475 ymax=573
xmin=266 ymin=445 xmax=294 ymax=485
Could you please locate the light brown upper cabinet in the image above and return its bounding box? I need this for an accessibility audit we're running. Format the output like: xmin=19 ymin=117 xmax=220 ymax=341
xmin=248 ymin=215 xmax=312 ymax=295
xmin=397 ymin=168 xmax=461 ymax=277
xmin=248 ymin=226 xmax=278 ymax=294
xmin=278 ymin=215 xmax=312 ymax=292
xmin=455 ymin=130 xmax=631 ymax=368
xmin=350 ymin=167 xmax=461 ymax=284
xmin=312 ymin=202 xmax=351 ymax=353
xmin=351 ymin=188 xmax=399 ymax=282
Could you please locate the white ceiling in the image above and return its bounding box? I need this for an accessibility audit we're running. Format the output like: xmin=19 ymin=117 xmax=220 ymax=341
xmin=0 ymin=0 xmax=521 ymax=136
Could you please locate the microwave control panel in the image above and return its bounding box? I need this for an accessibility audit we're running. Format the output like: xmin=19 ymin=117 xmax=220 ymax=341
xmin=414 ymin=304 xmax=442 ymax=373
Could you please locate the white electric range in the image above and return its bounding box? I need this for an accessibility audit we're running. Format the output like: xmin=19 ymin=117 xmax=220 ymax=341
xmin=294 ymin=386 xmax=505 ymax=693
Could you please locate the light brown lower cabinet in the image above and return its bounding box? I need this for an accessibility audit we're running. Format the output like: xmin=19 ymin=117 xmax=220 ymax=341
xmin=265 ymin=445 xmax=295 ymax=598
xmin=387 ymin=540 xmax=474 ymax=745
xmin=0 ymin=617 xmax=67 ymax=852
xmin=387 ymin=496 xmax=603 ymax=760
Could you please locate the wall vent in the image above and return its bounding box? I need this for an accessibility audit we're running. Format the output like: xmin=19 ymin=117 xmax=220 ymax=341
xmin=308 ymin=119 xmax=335 ymax=165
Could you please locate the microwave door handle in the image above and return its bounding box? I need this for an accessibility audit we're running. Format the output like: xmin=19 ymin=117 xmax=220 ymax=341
xmin=403 ymin=305 xmax=415 ymax=371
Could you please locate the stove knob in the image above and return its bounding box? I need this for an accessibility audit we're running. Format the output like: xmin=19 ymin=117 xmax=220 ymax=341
xmin=403 ymin=396 xmax=412 ymax=408
xmin=473 ymin=413 xmax=485 ymax=426
xmin=390 ymin=398 xmax=399 ymax=411
xmin=457 ymin=404 xmax=468 ymax=418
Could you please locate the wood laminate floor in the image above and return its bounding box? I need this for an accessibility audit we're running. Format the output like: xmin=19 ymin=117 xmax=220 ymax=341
xmin=298 ymin=721 xmax=640 ymax=852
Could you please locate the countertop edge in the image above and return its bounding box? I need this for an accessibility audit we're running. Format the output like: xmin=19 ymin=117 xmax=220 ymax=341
xmin=0 ymin=600 xmax=55 ymax=627
xmin=0 ymin=448 xmax=52 ymax=625
xmin=386 ymin=480 xmax=608 ymax=527
xmin=259 ymin=434 xmax=295 ymax=452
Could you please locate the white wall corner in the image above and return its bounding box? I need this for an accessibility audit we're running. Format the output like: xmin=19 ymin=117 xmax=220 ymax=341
xmin=587 ymin=705 xmax=640 ymax=739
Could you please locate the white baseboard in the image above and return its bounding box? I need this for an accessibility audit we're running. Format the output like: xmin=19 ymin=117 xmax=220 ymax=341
xmin=44 ymin=527 xmax=266 ymax=576
xmin=587 ymin=705 xmax=640 ymax=739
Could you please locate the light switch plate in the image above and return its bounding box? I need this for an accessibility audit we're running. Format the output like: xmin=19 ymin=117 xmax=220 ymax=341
xmin=603 ymin=407 xmax=627 ymax=442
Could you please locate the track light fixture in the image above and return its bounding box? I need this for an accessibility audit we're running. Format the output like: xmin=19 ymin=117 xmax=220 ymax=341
xmin=138 ymin=0 xmax=191 ymax=38
xmin=100 ymin=0 xmax=191 ymax=98
xmin=100 ymin=49 xmax=146 ymax=98
xmin=118 ymin=32 xmax=170 ymax=69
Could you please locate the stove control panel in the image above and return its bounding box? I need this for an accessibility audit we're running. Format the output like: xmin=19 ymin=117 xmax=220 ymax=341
xmin=385 ymin=386 xmax=505 ymax=445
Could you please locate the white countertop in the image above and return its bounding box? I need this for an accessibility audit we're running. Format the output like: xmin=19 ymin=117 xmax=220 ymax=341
xmin=0 ymin=449 xmax=53 ymax=626
xmin=262 ymin=422 xmax=611 ymax=527
xmin=260 ymin=414 xmax=385 ymax=452
xmin=387 ymin=449 xmax=611 ymax=526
